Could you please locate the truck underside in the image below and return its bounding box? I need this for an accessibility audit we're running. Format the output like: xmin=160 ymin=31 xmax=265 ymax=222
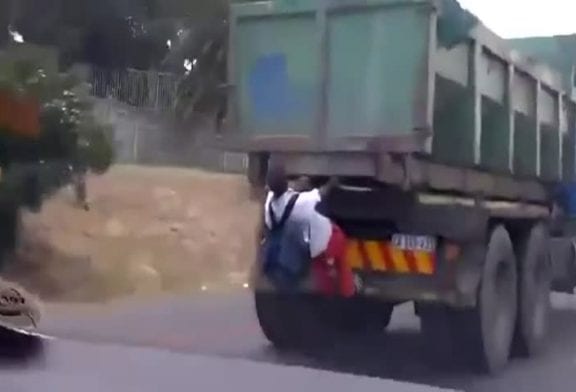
xmin=250 ymin=154 xmax=576 ymax=375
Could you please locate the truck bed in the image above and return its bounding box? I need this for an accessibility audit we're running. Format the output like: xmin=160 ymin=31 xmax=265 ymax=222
xmin=226 ymin=0 xmax=576 ymax=199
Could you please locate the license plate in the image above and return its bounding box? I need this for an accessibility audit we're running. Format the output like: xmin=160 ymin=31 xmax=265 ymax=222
xmin=391 ymin=234 xmax=436 ymax=252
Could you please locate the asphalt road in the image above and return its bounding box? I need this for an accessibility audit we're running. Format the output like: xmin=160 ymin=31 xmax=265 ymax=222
xmin=32 ymin=292 xmax=576 ymax=392
xmin=0 ymin=337 xmax=456 ymax=392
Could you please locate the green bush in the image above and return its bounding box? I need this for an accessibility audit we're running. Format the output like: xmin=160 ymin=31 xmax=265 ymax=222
xmin=0 ymin=45 xmax=115 ymax=211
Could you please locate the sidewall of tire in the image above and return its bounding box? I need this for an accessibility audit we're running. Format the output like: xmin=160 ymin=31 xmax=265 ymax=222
xmin=477 ymin=225 xmax=518 ymax=373
xmin=418 ymin=226 xmax=518 ymax=373
xmin=514 ymin=223 xmax=551 ymax=357
xmin=254 ymin=291 xmax=337 ymax=350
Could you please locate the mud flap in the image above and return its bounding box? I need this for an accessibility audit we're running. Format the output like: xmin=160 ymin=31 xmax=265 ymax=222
xmin=550 ymin=237 xmax=576 ymax=293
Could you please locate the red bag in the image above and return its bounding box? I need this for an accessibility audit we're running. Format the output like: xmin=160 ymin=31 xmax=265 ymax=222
xmin=311 ymin=224 xmax=355 ymax=298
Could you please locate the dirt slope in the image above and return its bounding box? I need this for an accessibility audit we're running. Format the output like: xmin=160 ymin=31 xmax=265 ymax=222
xmin=3 ymin=165 xmax=260 ymax=303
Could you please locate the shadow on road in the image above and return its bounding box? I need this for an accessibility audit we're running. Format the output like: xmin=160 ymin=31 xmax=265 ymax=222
xmin=0 ymin=327 xmax=46 ymax=368
xmin=27 ymin=293 xmax=576 ymax=391
xmin=255 ymin=329 xmax=470 ymax=391
xmin=248 ymin=306 xmax=576 ymax=392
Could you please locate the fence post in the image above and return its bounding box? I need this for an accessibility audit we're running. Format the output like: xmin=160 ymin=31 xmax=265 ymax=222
xmin=155 ymin=72 xmax=160 ymax=111
xmin=133 ymin=122 xmax=140 ymax=163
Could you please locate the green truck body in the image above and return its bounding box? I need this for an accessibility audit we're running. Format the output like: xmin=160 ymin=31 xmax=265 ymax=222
xmin=228 ymin=0 xmax=576 ymax=199
xmin=508 ymin=34 xmax=576 ymax=93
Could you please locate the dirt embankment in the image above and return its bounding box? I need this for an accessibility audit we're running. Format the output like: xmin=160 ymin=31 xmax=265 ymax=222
xmin=3 ymin=165 xmax=260 ymax=303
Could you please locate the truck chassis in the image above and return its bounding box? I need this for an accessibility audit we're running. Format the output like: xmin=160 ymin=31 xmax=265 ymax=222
xmin=252 ymin=165 xmax=576 ymax=374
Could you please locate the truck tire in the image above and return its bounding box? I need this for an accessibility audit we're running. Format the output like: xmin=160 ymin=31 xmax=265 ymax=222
xmin=420 ymin=225 xmax=518 ymax=374
xmin=419 ymin=305 xmax=459 ymax=368
xmin=467 ymin=225 xmax=518 ymax=373
xmin=254 ymin=291 xmax=335 ymax=350
xmin=254 ymin=291 xmax=300 ymax=349
xmin=513 ymin=223 xmax=551 ymax=357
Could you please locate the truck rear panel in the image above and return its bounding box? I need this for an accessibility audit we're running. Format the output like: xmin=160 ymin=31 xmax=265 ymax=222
xmin=229 ymin=0 xmax=576 ymax=187
xmin=254 ymin=231 xmax=470 ymax=306
xmin=229 ymin=0 xmax=435 ymax=151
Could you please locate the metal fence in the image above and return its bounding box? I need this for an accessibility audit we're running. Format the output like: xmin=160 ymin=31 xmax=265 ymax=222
xmin=89 ymin=67 xmax=182 ymax=112
xmin=88 ymin=66 xmax=247 ymax=173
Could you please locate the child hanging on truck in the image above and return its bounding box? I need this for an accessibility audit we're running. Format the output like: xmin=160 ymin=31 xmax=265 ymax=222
xmin=260 ymin=161 xmax=354 ymax=296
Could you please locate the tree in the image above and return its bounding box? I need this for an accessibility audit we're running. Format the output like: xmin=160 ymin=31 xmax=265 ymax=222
xmin=146 ymin=0 xmax=227 ymax=20
xmin=2 ymin=0 xmax=233 ymax=122
xmin=0 ymin=44 xmax=114 ymax=211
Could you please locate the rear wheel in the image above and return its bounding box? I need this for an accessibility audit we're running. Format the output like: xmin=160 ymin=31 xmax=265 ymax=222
xmin=255 ymin=291 xmax=330 ymax=349
xmin=513 ymin=223 xmax=551 ymax=357
xmin=255 ymin=291 xmax=394 ymax=350
xmin=254 ymin=291 xmax=299 ymax=349
xmin=419 ymin=305 xmax=460 ymax=368
xmin=420 ymin=225 xmax=518 ymax=374
xmin=254 ymin=291 xmax=337 ymax=350
xmin=475 ymin=225 xmax=518 ymax=373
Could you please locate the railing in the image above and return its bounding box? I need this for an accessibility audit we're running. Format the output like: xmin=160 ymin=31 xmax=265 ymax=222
xmin=89 ymin=67 xmax=182 ymax=112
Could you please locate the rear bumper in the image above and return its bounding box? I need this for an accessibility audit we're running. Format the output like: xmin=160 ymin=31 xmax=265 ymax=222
xmin=354 ymin=271 xmax=475 ymax=307
xmin=252 ymin=226 xmax=485 ymax=309
xmin=252 ymin=269 xmax=477 ymax=308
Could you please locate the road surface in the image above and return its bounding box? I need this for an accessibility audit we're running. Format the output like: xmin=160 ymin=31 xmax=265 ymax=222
xmin=34 ymin=292 xmax=576 ymax=392
xmin=0 ymin=336 xmax=457 ymax=392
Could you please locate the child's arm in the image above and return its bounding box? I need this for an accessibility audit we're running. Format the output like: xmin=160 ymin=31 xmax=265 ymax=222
xmin=295 ymin=176 xmax=340 ymax=199
xmin=319 ymin=176 xmax=340 ymax=199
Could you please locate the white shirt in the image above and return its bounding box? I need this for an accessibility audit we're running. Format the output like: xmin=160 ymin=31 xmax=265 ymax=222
xmin=264 ymin=188 xmax=332 ymax=258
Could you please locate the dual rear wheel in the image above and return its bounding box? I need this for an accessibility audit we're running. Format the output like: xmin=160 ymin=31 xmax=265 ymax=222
xmin=255 ymin=223 xmax=552 ymax=374
xmin=420 ymin=224 xmax=551 ymax=374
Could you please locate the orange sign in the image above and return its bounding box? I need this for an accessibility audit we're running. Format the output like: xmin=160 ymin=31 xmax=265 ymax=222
xmin=0 ymin=90 xmax=41 ymax=138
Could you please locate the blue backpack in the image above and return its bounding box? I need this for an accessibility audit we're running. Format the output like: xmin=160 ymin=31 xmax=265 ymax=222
xmin=261 ymin=193 xmax=311 ymax=290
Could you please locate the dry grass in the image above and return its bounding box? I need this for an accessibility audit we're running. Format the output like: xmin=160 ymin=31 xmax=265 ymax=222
xmin=3 ymin=165 xmax=260 ymax=303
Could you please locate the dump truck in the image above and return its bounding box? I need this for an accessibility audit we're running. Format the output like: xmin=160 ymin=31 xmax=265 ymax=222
xmin=224 ymin=0 xmax=576 ymax=374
